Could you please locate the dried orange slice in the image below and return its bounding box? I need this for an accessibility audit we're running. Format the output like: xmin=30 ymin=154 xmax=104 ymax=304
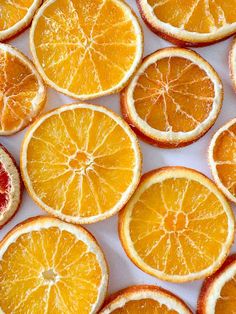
xmin=0 ymin=44 xmax=46 ymax=135
xmin=197 ymin=254 xmax=236 ymax=314
xmin=30 ymin=0 xmax=143 ymax=100
xmin=0 ymin=0 xmax=42 ymax=41
xmin=121 ymin=48 xmax=223 ymax=148
xmin=21 ymin=103 xmax=142 ymax=224
xmin=0 ymin=144 xmax=22 ymax=228
xmin=0 ymin=216 xmax=108 ymax=313
xmin=209 ymin=118 xmax=236 ymax=203
xmin=229 ymin=37 xmax=236 ymax=92
xmin=119 ymin=167 xmax=235 ymax=283
xmin=99 ymin=285 xmax=192 ymax=314
xmin=137 ymin=0 xmax=236 ymax=47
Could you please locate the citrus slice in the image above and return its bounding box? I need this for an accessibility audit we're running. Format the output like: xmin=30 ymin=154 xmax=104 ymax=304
xmin=197 ymin=254 xmax=236 ymax=314
xmin=209 ymin=118 xmax=236 ymax=204
xmin=99 ymin=285 xmax=192 ymax=314
xmin=137 ymin=0 xmax=236 ymax=47
xmin=0 ymin=144 xmax=22 ymax=228
xmin=0 ymin=0 xmax=42 ymax=41
xmin=0 ymin=44 xmax=46 ymax=135
xmin=0 ymin=216 xmax=108 ymax=313
xmin=119 ymin=167 xmax=235 ymax=282
xmin=121 ymin=47 xmax=223 ymax=148
xmin=229 ymin=37 xmax=236 ymax=92
xmin=21 ymin=103 xmax=142 ymax=224
xmin=30 ymin=0 xmax=143 ymax=100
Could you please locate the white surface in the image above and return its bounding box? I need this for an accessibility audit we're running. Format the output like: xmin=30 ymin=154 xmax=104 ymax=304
xmin=1 ymin=0 xmax=236 ymax=312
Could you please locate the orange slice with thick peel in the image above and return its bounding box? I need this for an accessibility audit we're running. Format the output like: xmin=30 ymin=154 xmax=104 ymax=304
xmin=0 ymin=0 xmax=42 ymax=41
xmin=0 ymin=216 xmax=108 ymax=313
xmin=121 ymin=48 xmax=223 ymax=148
xmin=137 ymin=0 xmax=236 ymax=47
xmin=229 ymin=37 xmax=236 ymax=92
xmin=197 ymin=254 xmax=236 ymax=314
xmin=30 ymin=0 xmax=143 ymax=100
xmin=209 ymin=118 xmax=236 ymax=203
xmin=21 ymin=103 xmax=142 ymax=224
xmin=119 ymin=167 xmax=235 ymax=283
xmin=0 ymin=44 xmax=46 ymax=135
xmin=99 ymin=285 xmax=193 ymax=314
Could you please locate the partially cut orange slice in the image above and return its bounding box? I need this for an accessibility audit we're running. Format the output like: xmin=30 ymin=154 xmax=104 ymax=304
xmin=21 ymin=103 xmax=142 ymax=224
xmin=197 ymin=254 xmax=236 ymax=314
xmin=30 ymin=0 xmax=143 ymax=100
xmin=121 ymin=48 xmax=223 ymax=148
xmin=99 ymin=285 xmax=193 ymax=314
xmin=229 ymin=37 xmax=236 ymax=92
xmin=119 ymin=167 xmax=235 ymax=282
xmin=137 ymin=0 xmax=236 ymax=46
xmin=0 ymin=44 xmax=46 ymax=135
xmin=209 ymin=118 xmax=236 ymax=203
xmin=0 ymin=216 xmax=108 ymax=313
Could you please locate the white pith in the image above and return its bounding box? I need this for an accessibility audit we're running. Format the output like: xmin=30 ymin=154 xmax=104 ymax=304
xmin=125 ymin=48 xmax=222 ymax=144
xmin=139 ymin=0 xmax=236 ymax=44
xmin=121 ymin=168 xmax=234 ymax=282
xmin=0 ymin=0 xmax=42 ymax=41
xmin=0 ymin=44 xmax=46 ymax=135
xmin=209 ymin=118 xmax=236 ymax=203
xmin=0 ymin=217 xmax=108 ymax=314
xmin=0 ymin=146 xmax=21 ymax=226
xmin=21 ymin=103 xmax=142 ymax=224
xmin=30 ymin=0 xmax=143 ymax=100
xmin=230 ymin=38 xmax=236 ymax=90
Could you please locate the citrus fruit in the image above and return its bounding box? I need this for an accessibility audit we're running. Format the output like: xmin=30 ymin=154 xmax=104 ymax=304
xmin=0 ymin=144 xmax=22 ymax=228
xmin=0 ymin=216 xmax=108 ymax=313
xmin=137 ymin=0 xmax=236 ymax=47
xmin=0 ymin=44 xmax=46 ymax=135
xmin=197 ymin=254 xmax=236 ymax=314
xmin=0 ymin=0 xmax=42 ymax=41
xmin=121 ymin=47 xmax=223 ymax=148
xmin=30 ymin=0 xmax=143 ymax=100
xmin=119 ymin=167 xmax=235 ymax=283
xmin=99 ymin=285 xmax=193 ymax=314
xmin=21 ymin=103 xmax=142 ymax=224
xmin=229 ymin=37 xmax=236 ymax=92
xmin=209 ymin=118 xmax=236 ymax=204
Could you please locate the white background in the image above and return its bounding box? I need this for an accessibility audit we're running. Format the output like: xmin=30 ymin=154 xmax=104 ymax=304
xmin=1 ymin=0 xmax=236 ymax=311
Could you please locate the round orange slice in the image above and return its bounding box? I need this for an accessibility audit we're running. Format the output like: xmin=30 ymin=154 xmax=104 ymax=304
xmin=0 ymin=216 xmax=108 ymax=313
xmin=119 ymin=167 xmax=235 ymax=283
xmin=0 ymin=144 xmax=22 ymax=228
xmin=209 ymin=118 xmax=236 ymax=203
xmin=99 ymin=285 xmax=193 ymax=314
xmin=0 ymin=44 xmax=46 ymax=135
xmin=121 ymin=48 xmax=223 ymax=148
xmin=197 ymin=254 xmax=236 ymax=314
xmin=229 ymin=37 xmax=236 ymax=92
xmin=0 ymin=0 xmax=42 ymax=41
xmin=21 ymin=103 xmax=142 ymax=224
xmin=30 ymin=0 xmax=143 ymax=100
xmin=137 ymin=0 xmax=236 ymax=47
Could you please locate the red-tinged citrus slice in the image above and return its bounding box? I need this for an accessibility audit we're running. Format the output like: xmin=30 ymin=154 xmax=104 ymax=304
xmin=229 ymin=37 xmax=236 ymax=92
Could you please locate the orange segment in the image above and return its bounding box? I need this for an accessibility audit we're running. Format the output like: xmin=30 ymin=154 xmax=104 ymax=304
xmin=209 ymin=118 xmax=236 ymax=203
xmin=119 ymin=167 xmax=234 ymax=282
xmin=20 ymin=103 xmax=141 ymax=224
xmin=30 ymin=0 xmax=143 ymax=99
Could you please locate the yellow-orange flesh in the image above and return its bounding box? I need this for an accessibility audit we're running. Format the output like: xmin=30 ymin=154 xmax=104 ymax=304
xmin=133 ymin=56 xmax=215 ymax=132
xmin=214 ymin=273 xmax=236 ymax=313
xmin=147 ymin=0 xmax=236 ymax=34
xmin=0 ymin=226 xmax=104 ymax=313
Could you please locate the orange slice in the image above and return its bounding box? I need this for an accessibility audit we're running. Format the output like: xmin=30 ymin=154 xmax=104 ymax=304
xmin=119 ymin=167 xmax=235 ymax=283
xmin=0 ymin=144 xmax=22 ymax=228
xmin=0 ymin=44 xmax=46 ymax=135
xmin=30 ymin=0 xmax=143 ymax=100
xmin=0 ymin=216 xmax=108 ymax=313
xmin=229 ymin=37 xmax=236 ymax=92
xmin=121 ymin=48 xmax=223 ymax=148
xmin=21 ymin=103 xmax=142 ymax=224
xmin=197 ymin=254 xmax=236 ymax=314
xmin=137 ymin=0 xmax=236 ymax=47
xmin=209 ymin=118 xmax=236 ymax=203
xmin=99 ymin=285 xmax=193 ymax=314
xmin=0 ymin=0 xmax=42 ymax=41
